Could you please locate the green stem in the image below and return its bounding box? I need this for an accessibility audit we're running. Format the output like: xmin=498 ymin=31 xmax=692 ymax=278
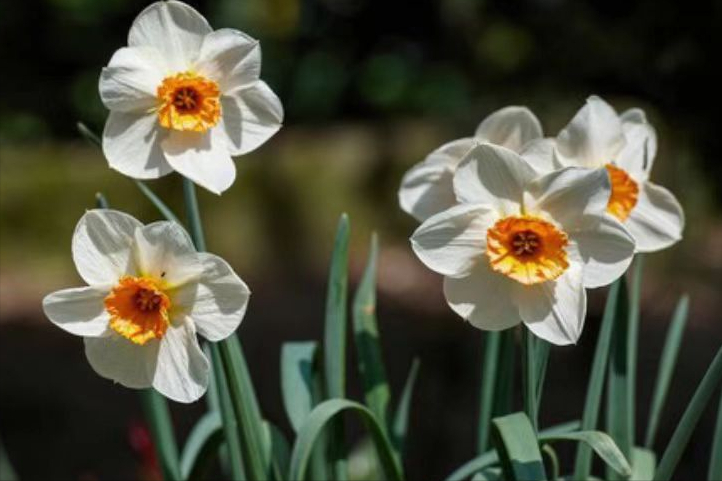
xmin=522 ymin=327 xmax=539 ymax=432
xmin=140 ymin=389 xmax=182 ymax=481
xmin=182 ymin=178 xmax=207 ymax=252
xmin=477 ymin=331 xmax=501 ymax=454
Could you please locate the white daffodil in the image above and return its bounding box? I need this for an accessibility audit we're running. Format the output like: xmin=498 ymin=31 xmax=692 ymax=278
xmin=42 ymin=209 xmax=250 ymax=403
xmin=410 ymin=143 xmax=635 ymax=345
xmin=99 ymin=0 xmax=283 ymax=194
xmin=399 ymin=106 xmax=543 ymax=222
xmin=526 ymin=96 xmax=684 ymax=252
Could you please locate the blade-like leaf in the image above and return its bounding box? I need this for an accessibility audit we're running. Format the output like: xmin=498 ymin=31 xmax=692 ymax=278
xmin=522 ymin=328 xmax=539 ymax=432
xmin=534 ymin=339 xmax=551 ymax=413
xmin=493 ymin=330 xmax=516 ymax=418
xmin=491 ymin=412 xmax=546 ymax=481
xmin=539 ymin=431 xmax=632 ymax=478
xmin=391 ymin=358 xmax=420 ymax=457
xmin=631 ymin=447 xmax=656 ymax=481
xmin=478 ymin=332 xmax=501 ymax=453
xmin=708 ymin=391 xmax=722 ymax=480
xmin=352 ymin=234 xmax=390 ymax=429
xmin=655 ymin=347 xmax=722 ymax=481
xmin=135 ymin=179 xmax=182 ymax=224
xmin=140 ymin=389 xmax=182 ymax=481
xmin=540 ymin=444 xmax=559 ymax=481
xmin=288 ymin=399 xmax=403 ymax=481
xmin=180 ymin=412 xmax=223 ymax=481
xmin=644 ymin=295 xmax=689 ymax=448
xmin=574 ymin=278 xmax=621 ymax=479
xmin=281 ymin=342 xmax=319 ymax=433
xmin=0 ymin=436 xmax=18 ymax=481
xmin=77 ymin=121 xmax=101 ymax=146
xmin=265 ymin=421 xmax=292 ymax=481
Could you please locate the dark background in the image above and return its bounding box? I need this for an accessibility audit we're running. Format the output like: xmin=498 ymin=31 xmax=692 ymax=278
xmin=1 ymin=0 xmax=721 ymax=479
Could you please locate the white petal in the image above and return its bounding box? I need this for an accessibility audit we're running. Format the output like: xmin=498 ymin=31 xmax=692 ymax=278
xmin=99 ymin=46 xmax=165 ymax=112
xmin=153 ymin=318 xmax=209 ymax=403
xmin=443 ymin=260 xmax=520 ymax=331
xmin=172 ymin=253 xmax=250 ymax=342
xmin=398 ymin=162 xmax=456 ymax=222
xmin=518 ymin=247 xmax=586 ymax=345
xmin=525 ymin=167 xmax=610 ymax=230
xmin=128 ymin=0 xmax=211 ymax=72
xmin=162 ymin=129 xmax=236 ymax=194
xmin=43 ymin=286 xmax=111 ymax=337
xmin=519 ymin=138 xmax=559 ymax=175
xmin=625 ymin=182 xmax=684 ymax=252
xmin=474 ymin=106 xmax=543 ymax=152
xmin=84 ymin=334 xmax=159 ymax=389
xmin=196 ymin=29 xmax=261 ymax=92
xmin=571 ymin=214 xmax=635 ymax=288
xmin=556 ymin=95 xmax=625 ymax=168
xmin=411 ymin=204 xmax=498 ymax=277
xmin=425 ymin=138 xmax=479 ymax=168
xmin=616 ymin=109 xmax=657 ymax=181
xmin=219 ymin=81 xmax=283 ymax=156
xmin=103 ymin=111 xmax=174 ymax=179
xmin=134 ymin=221 xmax=202 ymax=286
xmin=453 ymin=143 xmax=536 ymax=215
xmin=72 ymin=209 xmax=142 ymax=285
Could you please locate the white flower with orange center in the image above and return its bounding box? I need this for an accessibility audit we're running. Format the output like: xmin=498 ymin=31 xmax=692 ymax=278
xmin=42 ymin=209 xmax=250 ymax=403
xmin=525 ymin=95 xmax=684 ymax=252
xmin=411 ymin=144 xmax=635 ymax=345
xmin=399 ymin=106 xmax=543 ymax=222
xmin=99 ymin=0 xmax=283 ymax=194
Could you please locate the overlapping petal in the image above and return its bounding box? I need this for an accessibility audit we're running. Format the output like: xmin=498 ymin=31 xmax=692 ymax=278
xmin=571 ymin=214 xmax=635 ymax=288
xmin=42 ymin=286 xmax=111 ymax=337
xmin=99 ymin=46 xmax=166 ymax=112
xmin=197 ymin=29 xmax=261 ymax=92
xmin=152 ymin=319 xmax=209 ymax=403
xmin=474 ymin=106 xmax=543 ymax=152
xmin=626 ymin=182 xmax=684 ymax=252
xmin=84 ymin=333 xmax=159 ymax=389
xmin=616 ymin=108 xmax=657 ymax=181
xmin=134 ymin=221 xmax=202 ymax=286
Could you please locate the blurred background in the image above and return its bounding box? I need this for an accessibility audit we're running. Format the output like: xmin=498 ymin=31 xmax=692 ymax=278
xmin=1 ymin=0 xmax=721 ymax=479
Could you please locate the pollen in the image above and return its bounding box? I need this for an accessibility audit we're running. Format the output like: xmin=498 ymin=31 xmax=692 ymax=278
xmin=104 ymin=276 xmax=171 ymax=345
xmin=157 ymin=72 xmax=221 ymax=132
xmin=486 ymin=216 xmax=569 ymax=285
xmin=605 ymin=164 xmax=639 ymax=221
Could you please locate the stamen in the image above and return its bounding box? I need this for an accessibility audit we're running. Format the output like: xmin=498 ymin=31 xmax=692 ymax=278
xmin=104 ymin=276 xmax=171 ymax=345
xmin=605 ymin=164 xmax=639 ymax=221
xmin=157 ymin=72 xmax=221 ymax=132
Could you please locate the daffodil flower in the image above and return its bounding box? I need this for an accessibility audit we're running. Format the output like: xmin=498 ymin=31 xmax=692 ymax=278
xmin=410 ymin=144 xmax=635 ymax=345
xmin=99 ymin=0 xmax=283 ymax=194
xmin=525 ymin=96 xmax=684 ymax=252
xmin=399 ymin=106 xmax=543 ymax=222
xmin=42 ymin=210 xmax=250 ymax=403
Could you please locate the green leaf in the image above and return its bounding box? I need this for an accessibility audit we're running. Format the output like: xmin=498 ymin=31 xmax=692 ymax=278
xmin=540 ymin=444 xmax=559 ymax=481
xmin=606 ymin=276 xmax=633 ymax=479
xmin=95 ymin=192 xmax=109 ymax=209
xmin=0 ymin=436 xmax=18 ymax=481
xmin=534 ymin=338 xmax=551 ymax=413
xmin=140 ymin=389 xmax=182 ymax=481
xmin=282 ymin=342 xmax=319 ymax=433
xmin=491 ymin=412 xmax=546 ymax=481
xmin=574 ymin=278 xmax=621 ymax=480
xmin=522 ymin=328 xmax=539 ymax=432
xmin=182 ymin=178 xmax=207 ymax=251
xmin=352 ymin=234 xmax=391 ymax=430
xmin=655 ymin=347 xmax=722 ymax=481
xmin=288 ymin=399 xmax=403 ymax=481
xmin=478 ymin=331 xmax=501 ymax=454
xmin=631 ymin=447 xmax=656 ymax=481
xmin=180 ymin=412 xmax=224 ymax=480
xmin=323 ymin=214 xmax=350 ymax=480
xmin=493 ymin=330 xmax=516 ymax=418
xmin=391 ymin=358 xmax=420 ymax=457
xmin=77 ymin=121 xmax=101 ymax=146
xmin=135 ymin=179 xmax=182 ymax=224
xmin=265 ymin=421 xmax=292 ymax=481
xmin=539 ymin=431 xmax=632 ymax=478
xmin=644 ymin=295 xmax=689 ymax=448
xmin=708 ymin=390 xmax=722 ymax=480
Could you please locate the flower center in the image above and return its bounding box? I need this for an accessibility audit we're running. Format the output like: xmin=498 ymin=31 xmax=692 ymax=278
xmin=104 ymin=276 xmax=171 ymax=345
xmin=605 ymin=164 xmax=639 ymax=221
xmin=486 ymin=216 xmax=569 ymax=285
xmin=157 ymin=72 xmax=221 ymax=132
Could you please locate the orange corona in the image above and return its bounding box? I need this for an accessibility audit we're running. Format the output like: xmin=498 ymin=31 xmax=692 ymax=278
xmin=104 ymin=276 xmax=170 ymax=345
xmin=486 ymin=216 xmax=569 ymax=285
xmin=605 ymin=164 xmax=639 ymax=221
xmin=157 ymin=72 xmax=221 ymax=132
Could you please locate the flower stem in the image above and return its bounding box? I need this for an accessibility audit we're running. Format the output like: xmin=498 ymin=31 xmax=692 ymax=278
xmin=140 ymin=389 xmax=182 ymax=481
xmin=522 ymin=326 xmax=539 ymax=433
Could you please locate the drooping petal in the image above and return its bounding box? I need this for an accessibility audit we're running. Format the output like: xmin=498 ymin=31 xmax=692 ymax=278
xmin=196 ymin=28 xmax=261 ymax=92
xmin=519 ymin=138 xmax=559 ymax=175
xmin=625 ymin=181 xmax=684 ymax=252
xmin=518 ymin=246 xmax=586 ymax=345
xmin=411 ymin=204 xmax=498 ymax=278
xmin=616 ymin=108 xmax=657 ymax=181
xmin=103 ymin=111 xmax=174 ymax=179
xmin=218 ymin=81 xmax=283 ymax=156
xmin=525 ymin=166 xmax=610 ymax=230
xmin=398 ymin=162 xmax=455 ymax=222
xmin=134 ymin=221 xmax=202 ymax=287
xmin=571 ymin=214 xmax=635 ymax=288
xmin=43 ymin=286 xmax=111 ymax=337
xmin=152 ymin=319 xmax=209 ymax=403
xmin=162 ymin=129 xmax=236 ymax=194
xmin=128 ymin=0 xmax=212 ymax=72
xmin=443 ymin=260 xmax=520 ymax=331
xmin=474 ymin=106 xmax=543 ymax=152
xmin=172 ymin=253 xmax=250 ymax=342
xmin=453 ymin=143 xmax=536 ymax=215
xmin=84 ymin=333 xmax=159 ymax=389
xmin=556 ymin=95 xmax=625 ymax=168
xmin=99 ymin=46 xmax=166 ymax=112
xmin=72 ymin=209 xmax=142 ymax=286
